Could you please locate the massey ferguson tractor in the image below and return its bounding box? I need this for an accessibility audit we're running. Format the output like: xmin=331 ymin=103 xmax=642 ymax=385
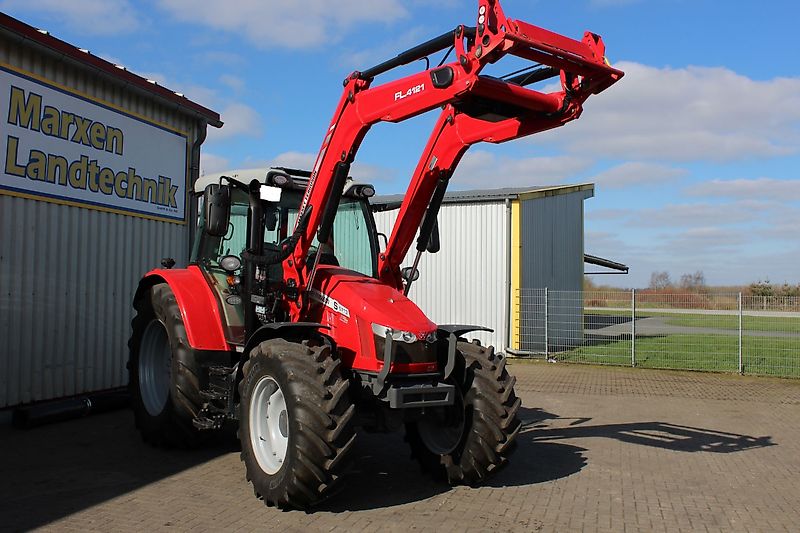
xmin=128 ymin=0 xmax=623 ymax=509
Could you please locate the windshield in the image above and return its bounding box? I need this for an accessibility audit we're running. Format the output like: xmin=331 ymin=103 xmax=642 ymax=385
xmin=192 ymin=188 xmax=378 ymax=278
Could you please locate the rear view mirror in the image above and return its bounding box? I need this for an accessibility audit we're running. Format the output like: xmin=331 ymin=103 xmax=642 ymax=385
xmin=204 ymin=184 xmax=231 ymax=237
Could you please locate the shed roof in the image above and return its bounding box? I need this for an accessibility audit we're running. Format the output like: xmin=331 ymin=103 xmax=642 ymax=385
xmin=372 ymin=184 xmax=594 ymax=211
xmin=0 ymin=12 xmax=223 ymax=128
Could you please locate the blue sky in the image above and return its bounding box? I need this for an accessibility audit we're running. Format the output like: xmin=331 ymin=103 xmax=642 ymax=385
xmin=3 ymin=0 xmax=798 ymax=287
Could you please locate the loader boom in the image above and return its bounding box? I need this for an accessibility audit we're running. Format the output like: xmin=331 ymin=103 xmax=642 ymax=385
xmin=283 ymin=0 xmax=622 ymax=316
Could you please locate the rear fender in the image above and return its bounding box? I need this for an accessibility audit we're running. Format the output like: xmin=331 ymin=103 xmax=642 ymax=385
xmin=133 ymin=265 xmax=229 ymax=351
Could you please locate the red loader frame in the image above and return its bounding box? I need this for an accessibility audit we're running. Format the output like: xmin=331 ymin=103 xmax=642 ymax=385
xmin=283 ymin=0 xmax=622 ymax=318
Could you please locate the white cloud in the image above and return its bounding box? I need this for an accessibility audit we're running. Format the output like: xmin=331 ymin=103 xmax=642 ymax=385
xmin=586 ymin=208 xmax=631 ymax=221
xmin=588 ymin=162 xmax=687 ymax=189
xmin=200 ymin=153 xmax=230 ymax=176
xmin=340 ymin=27 xmax=431 ymax=71
xmin=219 ymin=74 xmax=246 ymax=95
xmin=534 ymin=61 xmax=800 ymax=162
xmin=684 ymin=178 xmax=800 ymax=202
xmin=208 ymin=103 xmax=264 ymax=141
xmin=1 ymin=0 xmax=140 ymax=34
xmin=157 ymin=0 xmax=408 ymax=49
xmin=452 ymin=150 xmax=592 ymax=188
xmin=231 ymin=151 xmax=396 ymax=183
xmin=628 ymin=201 xmax=772 ymax=228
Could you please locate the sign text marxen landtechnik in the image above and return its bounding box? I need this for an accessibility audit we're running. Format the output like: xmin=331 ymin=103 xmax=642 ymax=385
xmin=4 ymin=85 xmax=179 ymax=209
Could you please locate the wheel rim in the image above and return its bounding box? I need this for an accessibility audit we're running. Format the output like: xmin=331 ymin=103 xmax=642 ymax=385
xmin=139 ymin=320 xmax=171 ymax=417
xmin=417 ymin=391 xmax=466 ymax=455
xmin=249 ymin=375 xmax=289 ymax=475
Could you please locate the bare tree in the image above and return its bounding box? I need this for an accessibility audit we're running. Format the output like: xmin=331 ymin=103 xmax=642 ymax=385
xmin=649 ymin=271 xmax=672 ymax=290
xmin=679 ymin=270 xmax=706 ymax=291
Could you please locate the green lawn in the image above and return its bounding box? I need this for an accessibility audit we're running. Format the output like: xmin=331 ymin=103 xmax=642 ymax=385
xmin=558 ymin=334 xmax=800 ymax=378
xmin=585 ymin=308 xmax=799 ymax=332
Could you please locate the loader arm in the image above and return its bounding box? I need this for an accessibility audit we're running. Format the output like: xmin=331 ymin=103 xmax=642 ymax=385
xmin=377 ymin=101 xmax=584 ymax=287
xmin=283 ymin=0 xmax=623 ymax=318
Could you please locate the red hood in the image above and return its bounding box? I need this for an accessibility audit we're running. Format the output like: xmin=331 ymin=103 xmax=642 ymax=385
xmin=314 ymin=266 xmax=436 ymax=337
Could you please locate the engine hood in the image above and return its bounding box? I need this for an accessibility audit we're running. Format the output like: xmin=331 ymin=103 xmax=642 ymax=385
xmin=312 ymin=266 xmax=436 ymax=336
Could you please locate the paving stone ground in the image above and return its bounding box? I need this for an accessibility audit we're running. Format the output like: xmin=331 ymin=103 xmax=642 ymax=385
xmin=2 ymin=362 xmax=799 ymax=532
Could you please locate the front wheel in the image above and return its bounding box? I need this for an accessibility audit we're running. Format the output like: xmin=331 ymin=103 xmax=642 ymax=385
xmin=406 ymin=341 xmax=521 ymax=484
xmin=238 ymin=339 xmax=356 ymax=509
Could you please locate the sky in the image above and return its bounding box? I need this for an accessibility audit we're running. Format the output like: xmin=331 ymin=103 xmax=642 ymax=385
xmin=3 ymin=0 xmax=798 ymax=288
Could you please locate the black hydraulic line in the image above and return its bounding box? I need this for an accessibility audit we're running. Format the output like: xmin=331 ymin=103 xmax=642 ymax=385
xmin=506 ymin=66 xmax=559 ymax=87
xmin=437 ymin=45 xmax=455 ymax=67
xmin=359 ymin=26 xmax=476 ymax=80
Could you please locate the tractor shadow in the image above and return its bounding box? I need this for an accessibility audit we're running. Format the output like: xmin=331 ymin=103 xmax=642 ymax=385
xmin=322 ymin=406 xmax=774 ymax=511
xmin=0 ymin=410 xmax=237 ymax=532
xmin=518 ymin=407 xmax=774 ymax=453
xmin=319 ymin=408 xmax=588 ymax=512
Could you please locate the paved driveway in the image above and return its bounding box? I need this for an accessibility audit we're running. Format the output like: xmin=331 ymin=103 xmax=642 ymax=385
xmin=2 ymin=363 xmax=799 ymax=532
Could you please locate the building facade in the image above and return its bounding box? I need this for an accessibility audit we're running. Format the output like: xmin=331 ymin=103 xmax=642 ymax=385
xmin=373 ymin=184 xmax=593 ymax=354
xmin=0 ymin=14 xmax=221 ymax=408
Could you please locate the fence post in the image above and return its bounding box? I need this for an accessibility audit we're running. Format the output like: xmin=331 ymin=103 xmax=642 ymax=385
xmin=544 ymin=287 xmax=549 ymax=357
xmin=631 ymin=288 xmax=636 ymax=367
xmin=738 ymin=292 xmax=743 ymax=374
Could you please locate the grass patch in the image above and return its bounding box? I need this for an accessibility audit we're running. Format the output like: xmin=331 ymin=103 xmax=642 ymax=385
xmin=558 ymin=334 xmax=800 ymax=378
xmin=585 ymin=308 xmax=799 ymax=332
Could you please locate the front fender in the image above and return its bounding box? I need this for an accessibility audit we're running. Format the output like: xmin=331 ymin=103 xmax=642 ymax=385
xmin=134 ymin=265 xmax=229 ymax=351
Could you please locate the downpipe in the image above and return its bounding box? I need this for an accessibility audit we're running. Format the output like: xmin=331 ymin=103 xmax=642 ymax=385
xmin=11 ymin=389 xmax=129 ymax=429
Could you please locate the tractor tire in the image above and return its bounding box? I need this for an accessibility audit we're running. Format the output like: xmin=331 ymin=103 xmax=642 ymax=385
xmin=128 ymin=283 xmax=205 ymax=447
xmin=238 ymin=338 xmax=356 ymax=509
xmin=406 ymin=340 xmax=521 ymax=484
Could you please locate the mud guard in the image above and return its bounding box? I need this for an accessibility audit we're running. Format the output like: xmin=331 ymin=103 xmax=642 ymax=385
xmin=437 ymin=324 xmax=493 ymax=381
xmin=133 ymin=266 xmax=228 ymax=351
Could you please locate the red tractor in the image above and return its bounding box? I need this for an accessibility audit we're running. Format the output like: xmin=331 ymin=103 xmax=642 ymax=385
xmin=128 ymin=0 xmax=623 ymax=509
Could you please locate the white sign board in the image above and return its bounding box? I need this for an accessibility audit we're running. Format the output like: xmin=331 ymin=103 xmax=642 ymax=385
xmin=1 ymin=65 xmax=187 ymax=222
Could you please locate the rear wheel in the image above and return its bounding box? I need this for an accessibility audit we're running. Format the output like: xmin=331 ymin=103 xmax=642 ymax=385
xmin=238 ymin=339 xmax=356 ymax=509
xmin=128 ymin=283 xmax=205 ymax=447
xmin=406 ymin=341 xmax=521 ymax=484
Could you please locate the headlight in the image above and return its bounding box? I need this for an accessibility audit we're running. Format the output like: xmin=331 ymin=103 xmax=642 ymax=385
xmin=219 ymin=254 xmax=242 ymax=273
xmin=371 ymin=323 xmax=417 ymax=344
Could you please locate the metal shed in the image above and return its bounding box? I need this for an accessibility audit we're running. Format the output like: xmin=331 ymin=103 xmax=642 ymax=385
xmin=0 ymin=13 xmax=222 ymax=408
xmin=373 ymin=184 xmax=594 ymax=354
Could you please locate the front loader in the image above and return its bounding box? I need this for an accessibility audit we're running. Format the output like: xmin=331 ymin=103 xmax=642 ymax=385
xmin=128 ymin=0 xmax=623 ymax=509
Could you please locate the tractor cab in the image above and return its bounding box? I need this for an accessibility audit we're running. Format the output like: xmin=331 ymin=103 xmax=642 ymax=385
xmin=190 ymin=167 xmax=379 ymax=345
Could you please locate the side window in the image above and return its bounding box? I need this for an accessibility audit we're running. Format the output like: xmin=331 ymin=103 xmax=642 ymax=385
xmin=333 ymin=201 xmax=374 ymax=276
xmin=195 ymin=190 xmax=249 ymax=267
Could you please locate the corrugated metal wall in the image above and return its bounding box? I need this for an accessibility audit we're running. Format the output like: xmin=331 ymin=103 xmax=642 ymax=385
xmin=519 ymin=192 xmax=588 ymax=351
xmin=0 ymin=33 xmax=201 ymax=407
xmin=374 ymin=202 xmax=510 ymax=352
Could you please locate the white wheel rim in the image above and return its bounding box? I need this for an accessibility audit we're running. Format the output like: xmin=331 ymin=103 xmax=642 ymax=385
xmin=249 ymin=375 xmax=289 ymax=475
xmin=139 ymin=320 xmax=171 ymax=416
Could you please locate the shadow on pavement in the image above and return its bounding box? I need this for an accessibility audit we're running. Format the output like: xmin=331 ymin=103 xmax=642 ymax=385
xmin=521 ymin=407 xmax=774 ymax=453
xmin=0 ymin=410 xmax=235 ymax=532
xmin=322 ymin=408 xmax=589 ymax=511
xmin=3 ymin=403 xmax=766 ymax=524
